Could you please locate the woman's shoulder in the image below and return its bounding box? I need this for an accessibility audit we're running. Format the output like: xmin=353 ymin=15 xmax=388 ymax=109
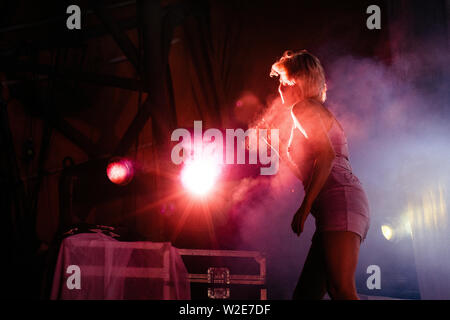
xmin=292 ymin=98 xmax=330 ymax=121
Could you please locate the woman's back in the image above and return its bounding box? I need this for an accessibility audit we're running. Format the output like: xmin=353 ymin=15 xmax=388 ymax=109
xmin=289 ymin=109 xmax=353 ymax=189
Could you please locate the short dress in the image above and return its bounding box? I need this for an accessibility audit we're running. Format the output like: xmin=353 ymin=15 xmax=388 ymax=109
xmin=289 ymin=114 xmax=370 ymax=242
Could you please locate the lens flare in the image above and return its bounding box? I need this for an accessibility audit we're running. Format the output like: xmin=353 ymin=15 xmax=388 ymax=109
xmin=381 ymin=224 xmax=394 ymax=241
xmin=107 ymin=158 xmax=133 ymax=185
xmin=181 ymin=156 xmax=221 ymax=196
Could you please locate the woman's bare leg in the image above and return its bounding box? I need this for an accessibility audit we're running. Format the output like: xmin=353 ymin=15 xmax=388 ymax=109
xmin=292 ymin=234 xmax=327 ymax=300
xmin=321 ymin=231 xmax=361 ymax=300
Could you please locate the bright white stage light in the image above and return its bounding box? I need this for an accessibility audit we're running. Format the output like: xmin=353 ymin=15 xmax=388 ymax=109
xmin=181 ymin=155 xmax=221 ymax=196
xmin=381 ymin=224 xmax=394 ymax=241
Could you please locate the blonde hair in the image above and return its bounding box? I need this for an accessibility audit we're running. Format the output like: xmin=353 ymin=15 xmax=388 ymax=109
xmin=270 ymin=50 xmax=326 ymax=102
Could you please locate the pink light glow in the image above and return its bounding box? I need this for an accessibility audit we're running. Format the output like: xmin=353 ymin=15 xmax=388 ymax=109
xmin=107 ymin=159 xmax=133 ymax=185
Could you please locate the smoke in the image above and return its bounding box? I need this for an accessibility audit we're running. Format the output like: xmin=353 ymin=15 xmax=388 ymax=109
xmin=228 ymin=37 xmax=450 ymax=298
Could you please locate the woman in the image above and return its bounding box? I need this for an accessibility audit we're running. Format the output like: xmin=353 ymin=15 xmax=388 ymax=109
xmin=270 ymin=50 xmax=370 ymax=300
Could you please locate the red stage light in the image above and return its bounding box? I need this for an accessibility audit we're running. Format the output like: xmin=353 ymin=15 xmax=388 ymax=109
xmin=107 ymin=158 xmax=134 ymax=185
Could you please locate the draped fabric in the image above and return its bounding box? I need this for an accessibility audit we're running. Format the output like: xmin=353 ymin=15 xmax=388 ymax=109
xmin=407 ymin=185 xmax=450 ymax=299
xmin=51 ymin=233 xmax=190 ymax=300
